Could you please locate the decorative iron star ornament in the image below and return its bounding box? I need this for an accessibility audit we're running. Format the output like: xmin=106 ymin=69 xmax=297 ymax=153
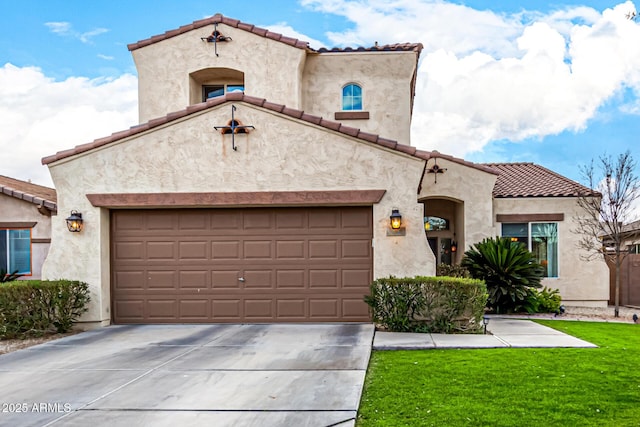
xmin=426 ymin=158 xmax=447 ymax=183
xmin=201 ymin=23 xmax=232 ymax=56
xmin=214 ymin=105 xmax=255 ymax=151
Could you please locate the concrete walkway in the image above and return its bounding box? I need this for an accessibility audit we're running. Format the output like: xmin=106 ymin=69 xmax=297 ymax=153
xmin=0 ymin=324 xmax=374 ymax=427
xmin=373 ymin=317 xmax=597 ymax=350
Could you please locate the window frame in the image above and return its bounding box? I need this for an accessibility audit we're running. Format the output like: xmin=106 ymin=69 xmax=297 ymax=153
xmin=341 ymin=83 xmax=363 ymax=111
xmin=202 ymin=84 xmax=245 ymax=101
xmin=501 ymin=221 xmax=559 ymax=278
xmin=0 ymin=228 xmax=32 ymax=276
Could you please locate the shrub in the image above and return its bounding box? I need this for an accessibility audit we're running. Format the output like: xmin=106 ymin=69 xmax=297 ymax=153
xmin=522 ymin=286 xmax=562 ymax=314
xmin=436 ymin=264 xmax=470 ymax=278
xmin=0 ymin=280 xmax=90 ymax=339
xmin=365 ymin=276 xmax=487 ymax=333
xmin=462 ymin=237 xmax=544 ymax=314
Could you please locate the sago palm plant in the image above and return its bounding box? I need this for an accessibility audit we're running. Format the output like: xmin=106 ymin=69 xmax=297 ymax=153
xmin=461 ymin=237 xmax=544 ymax=313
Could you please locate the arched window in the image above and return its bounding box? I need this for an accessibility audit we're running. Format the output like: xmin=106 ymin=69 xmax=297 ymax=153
xmin=342 ymin=83 xmax=363 ymax=111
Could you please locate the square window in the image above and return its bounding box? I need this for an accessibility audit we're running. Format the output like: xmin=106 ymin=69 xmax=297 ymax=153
xmin=0 ymin=229 xmax=31 ymax=275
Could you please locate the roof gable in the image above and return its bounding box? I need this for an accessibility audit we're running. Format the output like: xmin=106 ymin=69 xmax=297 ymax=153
xmin=41 ymin=92 xmax=493 ymax=177
xmin=127 ymin=13 xmax=423 ymax=55
xmin=486 ymin=162 xmax=595 ymax=198
xmin=0 ymin=175 xmax=57 ymax=212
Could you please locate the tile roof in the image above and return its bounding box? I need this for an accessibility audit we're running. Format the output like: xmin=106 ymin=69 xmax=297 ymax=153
xmin=0 ymin=175 xmax=57 ymax=212
xmin=127 ymin=13 xmax=423 ymax=54
xmin=41 ymin=92 xmax=494 ymax=176
xmin=486 ymin=162 xmax=596 ymax=198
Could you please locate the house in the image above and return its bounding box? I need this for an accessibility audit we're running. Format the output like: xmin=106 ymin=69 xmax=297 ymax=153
xmin=0 ymin=175 xmax=57 ymax=279
xmin=41 ymin=14 xmax=609 ymax=327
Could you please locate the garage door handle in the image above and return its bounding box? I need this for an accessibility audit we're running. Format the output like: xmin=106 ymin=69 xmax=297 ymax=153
xmin=238 ymin=277 xmax=245 ymax=282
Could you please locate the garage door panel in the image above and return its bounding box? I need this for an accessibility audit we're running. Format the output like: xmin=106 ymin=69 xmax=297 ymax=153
xmin=211 ymin=271 xmax=241 ymax=289
xmin=114 ymin=241 xmax=144 ymax=260
xmin=342 ymin=269 xmax=371 ymax=288
xmin=244 ymin=240 xmax=272 ymax=259
xmin=243 ymin=211 xmax=272 ymax=230
xmin=244 ymin=299 xmax=274 ymax=318
xmin=243 ymin=270 xmax=273 ymax=288
xmin=179 ymin=299 xmax=210 ymax=319
xmin=309 ymin=240 xmax=338 ymax=258
xmin=277 ymin=299 xmax=306 ymax=319
xmin=212 ymin=241 xmax=241 ymax=259
xmin=276 ymin=270 xmax=305 ymax=288
xmin=179 ymin=270 xmax=209 ymax=288
xmin=112 ymin=207 xmax=372 ymax=323
xmin=147 ymin=213 xmax=175 ymax=230
xmin=212 ymin=299 xmax=241 ymax=319
xmin=276 ymin=240 xmax=305 ymax=259
xmin=147 ymin=299 xmax=177 ymax=319
xmin=309 ymin=269 xmax=338 ymax=288
xmin=114 ymin=270 xmax=145 ymax=289
xmin=148 ymin=271 xmax=177 ymax=289
xmin=276 ymin=211 xmax=305 ymax=229
xmin=342 ymin=239 xmax=371 ymax=258
xmin=309 ymin=299 xmax=338 ymax=318
xmin=147 ymin=241 xmax=175 ymax=260
xmin=179 ymin=212 xmax=208 ymax=230
xmin=179 ymin=241 xmax=208 ymax=260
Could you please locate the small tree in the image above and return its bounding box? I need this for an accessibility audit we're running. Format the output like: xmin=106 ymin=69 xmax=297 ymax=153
xmin=462 ymin=237 xmax=543 ymax=313
xmin=574 ymin=151 xmax=640 ymax=317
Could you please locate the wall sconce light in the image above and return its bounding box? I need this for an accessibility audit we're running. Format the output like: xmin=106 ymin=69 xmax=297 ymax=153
xmin=65 ymin=210 xmax=83 ymax=233
xmin=390 ymin=209 xmax=402 ymax=230
xmin=387 ymin=209 xmax=406 ymax=236
xmin=451 ymin=241 xmax=458 ymax=253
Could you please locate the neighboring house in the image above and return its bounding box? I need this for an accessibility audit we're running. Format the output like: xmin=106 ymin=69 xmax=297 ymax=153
xmin=604 ymin=220 xmax=640 ymax=307
xmin=41 ymin=14 xmax=609 ymax=327
xmin=0 ymin=175 xmax=57 ymax=279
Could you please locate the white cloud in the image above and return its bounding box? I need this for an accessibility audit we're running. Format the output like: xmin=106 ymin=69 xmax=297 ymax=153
xmin=0 ymin=64 xmax=137 ymax=186
xmin=97 ymin=54 xmax=115 ymax=60
xmin=301 ymin=0 xmax=640 ymax=158
xmin=44 ymin=21 xmax=109 ymax=44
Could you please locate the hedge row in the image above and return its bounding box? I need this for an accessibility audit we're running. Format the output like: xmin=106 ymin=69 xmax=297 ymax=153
xmin=364 ymin=276 xmax=488 ymax=334
xmin=0 ymin=280 xmax=90 ymax=339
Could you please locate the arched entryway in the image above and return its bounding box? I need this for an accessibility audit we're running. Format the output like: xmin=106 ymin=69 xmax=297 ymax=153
xmin=420 ymin=197 xmax=464 ymax=267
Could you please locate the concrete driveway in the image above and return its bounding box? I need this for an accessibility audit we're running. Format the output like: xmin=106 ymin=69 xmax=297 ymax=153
xmin=0 ymin=323 xmax=374 ymax=427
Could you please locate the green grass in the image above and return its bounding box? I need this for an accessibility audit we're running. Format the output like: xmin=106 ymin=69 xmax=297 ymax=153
xmin=357 ymin=321 xmax=640 ymax=427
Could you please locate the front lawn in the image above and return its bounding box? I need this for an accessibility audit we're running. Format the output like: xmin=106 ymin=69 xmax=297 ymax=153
xmin=357 ymin=321 xmax=640 ymax=426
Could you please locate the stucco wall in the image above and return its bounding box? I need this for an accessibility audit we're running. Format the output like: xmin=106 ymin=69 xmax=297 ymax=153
xmin=43 ymin=102 xmax=434 ymax=325
xmin=494 ymin=197 xmax=609 ymax=306
xmin=302 ymin=52 xmax=417 ymax=146
xmin=418 ymin=158 xmax=498 ymax=252
xmin=0 ymin=195 xmax=52 ymax=280
xmin=132 ymin=23 xmax=307 ymax=123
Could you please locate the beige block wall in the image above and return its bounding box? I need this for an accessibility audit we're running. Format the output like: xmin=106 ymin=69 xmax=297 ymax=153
xmin=302 ymin=52 xmax=416 ymax=145
xmin=43 ymin=102 xmax=434 ymax=325
xmin=0 ymin=195 xmax=52 ymax=280
xmin=418 ymin=159 xmax=498 ymax=252
xmin=132 ymin=23 xmax=306 ymax=123
xmin=494 ymin=197 xmax=609 ymax=306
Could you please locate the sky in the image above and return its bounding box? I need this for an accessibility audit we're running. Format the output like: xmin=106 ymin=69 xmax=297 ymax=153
xmin=2 ymin=0 xmax=640 ymax=194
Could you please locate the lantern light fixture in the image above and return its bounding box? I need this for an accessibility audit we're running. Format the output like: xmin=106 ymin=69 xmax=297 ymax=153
xmin=390 ymin=209 xmax=402 ymax=230
xmin=65 ymin=210 xmax=83 ymax=233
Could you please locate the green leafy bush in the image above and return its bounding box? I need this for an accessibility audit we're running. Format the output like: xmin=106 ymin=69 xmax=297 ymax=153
xmin=436 ymin=264 xmax=470 ymax=278
xmin=462 ymin=237 xmax=543 ymax=314
xmin=364 ymin=276 xmax=487 ymax=333
xmin=522 ymin=286 xmax=562 ymax=314
xmin=0 ymin=280 xmax=90 ymax=339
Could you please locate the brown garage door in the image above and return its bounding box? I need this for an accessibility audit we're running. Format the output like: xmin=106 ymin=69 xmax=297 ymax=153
xmin=111 ymin=207 xmax=372 ymax=323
